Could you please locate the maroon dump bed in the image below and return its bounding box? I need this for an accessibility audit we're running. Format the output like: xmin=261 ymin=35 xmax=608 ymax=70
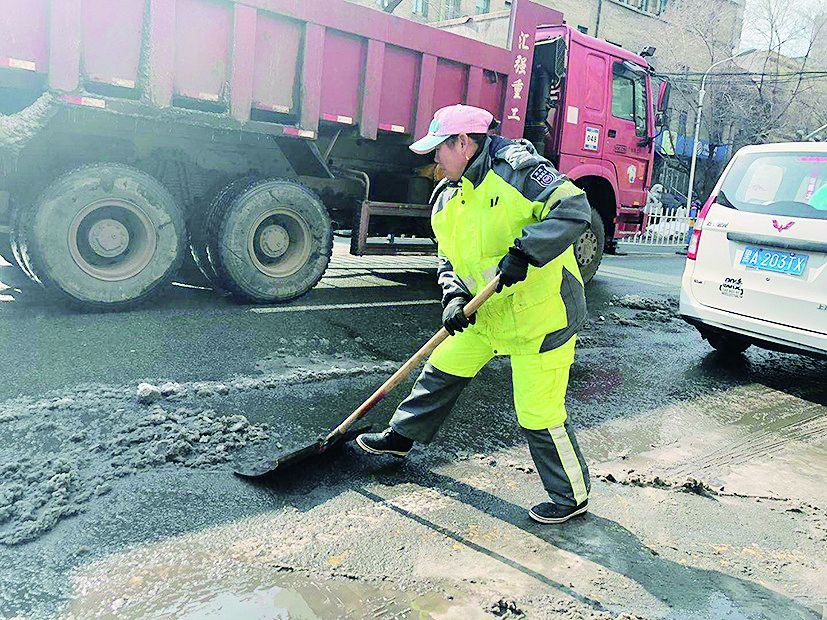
xmin=0 ymin=0 xmax=562 ymax=143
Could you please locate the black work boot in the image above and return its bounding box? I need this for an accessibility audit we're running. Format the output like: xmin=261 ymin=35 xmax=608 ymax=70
xmin=355 ymin=427 xmax=413 ymax=457
xmin=528 ymin=500 xmax=588 ymax=524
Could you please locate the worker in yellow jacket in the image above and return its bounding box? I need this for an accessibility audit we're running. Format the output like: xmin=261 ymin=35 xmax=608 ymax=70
xmin=356 ymin=104 xmax=591 ymax=524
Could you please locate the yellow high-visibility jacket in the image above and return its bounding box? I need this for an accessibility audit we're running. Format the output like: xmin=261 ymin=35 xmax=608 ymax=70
xmin=431 ymin=135 xmax=592 ymax=361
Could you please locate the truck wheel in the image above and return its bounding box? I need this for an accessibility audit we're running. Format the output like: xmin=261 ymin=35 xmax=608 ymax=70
xmin=574 ymin=206 xmax=605 ymax=283
xmin=22 ymin=164 xmax=186 ymax=308
xmin=0 ymin=234 xmax=14 ymax=267
xmin=10 ymin=201 xmax=36 ymax=280
xmin=190 ymin=176 xmax=258 ymax=289
xmin=208 ymin=179 xmax=332 ymax=303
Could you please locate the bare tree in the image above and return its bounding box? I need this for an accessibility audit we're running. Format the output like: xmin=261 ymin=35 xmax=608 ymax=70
xmin=658 ymin=0 xmax=741 ymax=72
xmin=652 ymin=0 xmax=745 ymax=198
xmin=654 ymin=0 xmax=827 ymax=199
xmin=733 ymin=0 xmax=827 ymax=144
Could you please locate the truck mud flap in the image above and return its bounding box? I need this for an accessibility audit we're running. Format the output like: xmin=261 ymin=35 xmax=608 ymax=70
xmin=274 ymin=137 xmax=333 ymax=179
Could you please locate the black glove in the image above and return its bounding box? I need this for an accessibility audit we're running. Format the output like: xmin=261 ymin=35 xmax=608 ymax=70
xmin=496 ymin=247 xmax=530 ymax=292
xmin=442 ymin=296 xmax=476 ymax=335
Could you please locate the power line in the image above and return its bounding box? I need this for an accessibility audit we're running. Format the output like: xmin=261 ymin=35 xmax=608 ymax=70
xmin=668 ymin=78 xmax=827 ymax=88
xmin=657 ymin=70 xmax=827 ymax=78
xmin=662 ymin=72 xmax=827 ymax=86
xmin=670 ymin=74 xmax=827 ymax=82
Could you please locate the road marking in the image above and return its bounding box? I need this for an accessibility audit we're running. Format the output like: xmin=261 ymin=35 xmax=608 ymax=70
xmin=596 ymin=266 xmax=680 ymax=289
xmin=595 ymin=271 xmax=670 ymax=288
xmin=251 ymin=299 xmax=441 ymax=314
xmin=600 ymin=264 xmax=682 ymax=287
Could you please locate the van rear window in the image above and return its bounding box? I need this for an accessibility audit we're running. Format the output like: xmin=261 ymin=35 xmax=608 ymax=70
xmin=719 ymin=152 xmax=827 ymax=220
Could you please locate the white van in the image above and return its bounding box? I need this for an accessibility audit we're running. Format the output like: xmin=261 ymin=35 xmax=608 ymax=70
xmin=680 ymin=142 xmax=827 ymax=358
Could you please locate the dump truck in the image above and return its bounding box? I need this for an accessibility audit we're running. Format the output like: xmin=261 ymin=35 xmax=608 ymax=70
xmin=0 ymin=0 xmax=668 ymax=308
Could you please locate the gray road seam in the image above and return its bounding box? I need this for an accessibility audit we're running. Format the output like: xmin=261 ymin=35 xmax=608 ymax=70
xmin=250 ymin=299 xmax=441 ymax=313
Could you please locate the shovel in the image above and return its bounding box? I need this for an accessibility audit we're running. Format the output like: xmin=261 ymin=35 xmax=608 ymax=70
xmin=233 ymin=277 xmax=500 ymax=478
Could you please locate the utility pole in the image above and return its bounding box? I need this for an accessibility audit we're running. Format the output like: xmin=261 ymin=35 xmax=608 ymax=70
xmin=686 ymin=47 xmax=755 ymax=210
xmin=804 ymin=122 xmax=827 ymax=141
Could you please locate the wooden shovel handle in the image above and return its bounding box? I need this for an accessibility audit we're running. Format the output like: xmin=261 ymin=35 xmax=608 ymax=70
xmin=325 ymin=276 xmax=500 ymax=442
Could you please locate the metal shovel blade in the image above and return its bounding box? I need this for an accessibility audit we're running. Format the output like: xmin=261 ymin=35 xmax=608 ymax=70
xmin=232 ymin=425 xmax=371 ymax=479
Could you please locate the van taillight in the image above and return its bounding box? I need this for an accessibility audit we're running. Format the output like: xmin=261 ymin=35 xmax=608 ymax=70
xmin=686 ymin=198 xmax=714 ymax=260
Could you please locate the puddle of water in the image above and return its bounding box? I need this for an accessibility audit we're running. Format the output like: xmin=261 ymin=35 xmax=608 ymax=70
xmin=170 ymin=585 xmax=309 ymax=619
xmin=583 ymin=382 xmax=827 ymax=465
xmin=59 ymin=519 xmax=476 ymax=620
xmin=62 ymin=561 xmax=454 ymax=620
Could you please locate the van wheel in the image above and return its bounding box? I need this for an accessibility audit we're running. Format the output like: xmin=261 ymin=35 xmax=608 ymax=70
xmin=574 ymin=206 xmax=605 ymax=283
xmin=706 ymin=331 xmax=751 ymax=355
xmin=21 ymin=164 xmax=186 ymax=308
xmin=206 ymin=179 xmax=332 ymax=303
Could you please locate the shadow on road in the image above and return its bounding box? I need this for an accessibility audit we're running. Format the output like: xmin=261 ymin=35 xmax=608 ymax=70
xmin=248 ymin=446 xmax=819 ymax=619
xmin=694 ymin=350 xmax=827 ymax=408
xmin=402 ymin=470 xmax=819 ymax=619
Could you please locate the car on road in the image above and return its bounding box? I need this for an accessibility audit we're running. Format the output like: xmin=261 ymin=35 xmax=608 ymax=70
xmin=680 ymin=142 xmax=827 ymax=358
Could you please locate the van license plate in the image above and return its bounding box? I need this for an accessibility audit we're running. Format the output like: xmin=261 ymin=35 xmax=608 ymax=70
xmin=740 ymin=247 xmax=808 ymax=276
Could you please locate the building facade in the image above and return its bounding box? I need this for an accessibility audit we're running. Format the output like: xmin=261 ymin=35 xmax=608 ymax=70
xmin=351 ymin=0 xmax=743 ymax=70
xmin=348 ymin=0 xmax=747 ymax=199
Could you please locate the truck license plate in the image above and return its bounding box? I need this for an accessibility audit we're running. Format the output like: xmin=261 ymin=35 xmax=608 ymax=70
xmin=740 ymin=246 xmax=808 ymax=276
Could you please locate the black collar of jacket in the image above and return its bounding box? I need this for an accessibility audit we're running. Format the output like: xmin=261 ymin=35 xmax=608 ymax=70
xmin=459 ymin=135 xmax=513 ymax=188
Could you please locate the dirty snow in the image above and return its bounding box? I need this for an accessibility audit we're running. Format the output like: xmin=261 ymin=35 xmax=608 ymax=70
xmin=520 ymin=595 xmax=646 ymax=619
xmin=0 ymin=93 xmax=58 ymax=153
xmin=0 ymin=351 xmax=396 ymax=546
xmin=600 ymin=294 xmax=682 ymax=329
xmin=610 ymin=294 xmax=679 ymax=316
xmin=595 ymin=470 xmax=720 ymax=498
xmin=0 ymin=390 xmax=269 ymax=546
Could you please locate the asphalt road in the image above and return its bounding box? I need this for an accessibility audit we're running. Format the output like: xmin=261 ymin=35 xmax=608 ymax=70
xmin=1 ymin=244 xmax=825 ymax=619
xmin=0 ymin=244 xmax=681 ymax=401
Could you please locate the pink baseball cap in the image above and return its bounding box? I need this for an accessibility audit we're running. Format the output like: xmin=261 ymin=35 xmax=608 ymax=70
xmin=409 ymin=104 xmax=495 ymax=155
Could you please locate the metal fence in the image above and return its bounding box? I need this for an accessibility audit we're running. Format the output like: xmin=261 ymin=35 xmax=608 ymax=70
xmin=660 ymin=166 xmax=690 ymax=201
xmin=619 ymin=205 xmax=694 ymax=247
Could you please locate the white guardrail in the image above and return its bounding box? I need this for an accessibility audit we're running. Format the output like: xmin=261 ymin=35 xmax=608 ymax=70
xmin=619 ymin=205 xmax=696 ymax=247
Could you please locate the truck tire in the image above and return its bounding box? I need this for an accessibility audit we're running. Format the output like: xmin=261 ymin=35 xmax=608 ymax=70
xmin=207 ymin=179 xmax=332 ymax=303
xmin=10 ymin=200 xmax=37 ymax=280
xmin=574 ymin=206 xmax=605 ymax=284
xmin=0 ymin=234 xmax=14 ymax=267
xmin=189 ymin=176 xmax=258 ymax=289
xmin=21 ymin=164 xmax=186 ymax=308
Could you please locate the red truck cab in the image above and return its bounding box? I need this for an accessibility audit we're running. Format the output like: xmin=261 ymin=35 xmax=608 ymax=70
xmin=525 ymin=25 xmax=666 ymax=268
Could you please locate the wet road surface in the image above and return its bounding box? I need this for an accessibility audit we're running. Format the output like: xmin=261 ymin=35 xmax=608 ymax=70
xmin=1 ymin=244 xmax=825 ymax=619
